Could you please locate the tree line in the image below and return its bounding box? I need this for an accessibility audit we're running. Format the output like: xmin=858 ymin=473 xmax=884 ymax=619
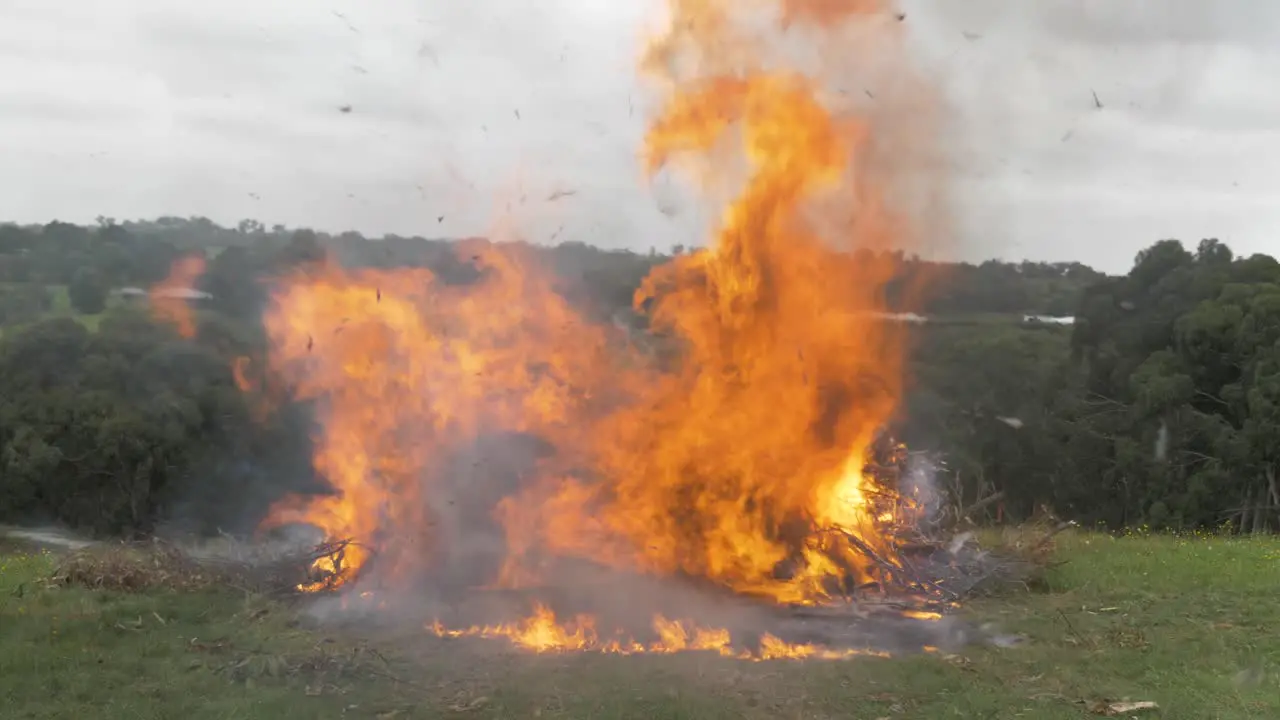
xmin=0 ymin=217 xmax=1270 ymax=535
xmin=907 ymin=238 xmax=1280 ymax=532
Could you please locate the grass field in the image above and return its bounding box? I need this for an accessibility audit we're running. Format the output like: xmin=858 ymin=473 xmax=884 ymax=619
xmin=0 ymin=282 xmax=124 ymax=336
xmin=46 ymin=283 xmax=122 ymax=331
xmin=2 ymin=532 xmax=1278 ymax=719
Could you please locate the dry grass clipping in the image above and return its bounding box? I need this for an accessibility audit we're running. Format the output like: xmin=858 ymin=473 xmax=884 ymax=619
xmin=48 ymin=539 xmax=341 ymax=595
xmin=996 ymin=510 xmax=1073 ymax=565
xmin=50 ymin=542 xmax=222 ymax=593
xmin=985 ymin=510 xmax=1074 ymax=592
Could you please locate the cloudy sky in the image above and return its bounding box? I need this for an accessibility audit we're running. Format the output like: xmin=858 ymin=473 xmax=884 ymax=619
xmin=0 ymin=0 xmax=1276 ymax=272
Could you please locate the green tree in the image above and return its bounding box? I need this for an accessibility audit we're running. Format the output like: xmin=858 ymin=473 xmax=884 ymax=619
xmin=68 ymin=268 xmax=109 ymax=315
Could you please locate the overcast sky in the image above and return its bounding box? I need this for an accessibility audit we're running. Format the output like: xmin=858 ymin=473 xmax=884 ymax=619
xmin=1 ymin=0 xmax=1277 ymax=273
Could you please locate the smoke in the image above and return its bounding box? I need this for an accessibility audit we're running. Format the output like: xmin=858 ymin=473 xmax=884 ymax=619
xmin=0 ymin=524 xmax=94 ymax=551
xmin=899 ymin=451 xmax=946 ymax=525
xmin=1154 ymin=419 xmax=1170 ymax=461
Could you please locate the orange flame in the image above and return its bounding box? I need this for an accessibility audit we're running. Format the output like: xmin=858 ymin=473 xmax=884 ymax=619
xmin=428 ymin=603 xmax=891 ymax=660
xmin=150 ymin=254 xmax=207 ymax=338
xmin=493 ymin=0 xmax=917 ymax=603
xmin=257 ymin=245 xmax=625 ymax=590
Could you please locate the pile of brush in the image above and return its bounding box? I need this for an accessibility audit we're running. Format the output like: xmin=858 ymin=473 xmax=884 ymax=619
xmin=898 ymin=506 xmax=1074 ymax=600
xmin=49 ymin=537 xmax=355 ymax=596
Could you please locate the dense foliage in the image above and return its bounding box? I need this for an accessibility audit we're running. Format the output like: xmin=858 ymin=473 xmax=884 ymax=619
xmin=0 ymin=216 xmax=1271 ymax=535
xmin=907 ymin=239 xmax=1280 ymax=532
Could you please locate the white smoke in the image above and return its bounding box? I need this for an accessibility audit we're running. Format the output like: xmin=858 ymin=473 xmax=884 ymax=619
xmin=899 ymin=450 xmax=946 ymax=526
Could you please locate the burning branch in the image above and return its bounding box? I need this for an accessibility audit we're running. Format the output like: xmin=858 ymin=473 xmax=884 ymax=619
xmin=297 ymin=539 xmax=370 ymax=593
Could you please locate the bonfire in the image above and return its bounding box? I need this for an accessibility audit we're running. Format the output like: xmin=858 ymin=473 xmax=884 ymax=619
xmin=143 ymin=0 xmax=1042 ymax=659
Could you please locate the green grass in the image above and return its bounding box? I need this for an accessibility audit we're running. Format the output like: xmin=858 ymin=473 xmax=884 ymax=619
xmin=2 ymin=533 xmax=1278 ymax=719
xmin=46 ymin=283 xmax=122 ymax=331
xmin=0 ymin=282 xmax=127 ymax=336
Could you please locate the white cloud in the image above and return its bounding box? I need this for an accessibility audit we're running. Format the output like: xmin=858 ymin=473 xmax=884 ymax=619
xmin=0 ymin=0 xmax=1277 ymax=272
xmin=903 ymin=0 xmax=1280 ymax=269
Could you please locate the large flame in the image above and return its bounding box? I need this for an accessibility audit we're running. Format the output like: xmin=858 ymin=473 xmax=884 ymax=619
xmin=257 ymin=244 xmax=625 ymax=588
xmin=156 ymin=0 xmax=934 ymax=651
xmin=493 ymin=0 xmax=915 ymax=603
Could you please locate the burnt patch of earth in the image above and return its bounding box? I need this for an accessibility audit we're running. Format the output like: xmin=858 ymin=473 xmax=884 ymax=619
xmin=296 ymin=558 xmax=1021 ymax=661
